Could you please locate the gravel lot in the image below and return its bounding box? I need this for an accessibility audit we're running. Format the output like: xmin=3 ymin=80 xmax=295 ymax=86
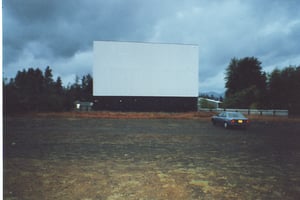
xmin=3 ymin=115 xmax=300 ymax=199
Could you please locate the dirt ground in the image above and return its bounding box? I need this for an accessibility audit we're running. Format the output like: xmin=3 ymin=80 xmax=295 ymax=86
xmin=3 ymin=112 xmax=300 ymax=199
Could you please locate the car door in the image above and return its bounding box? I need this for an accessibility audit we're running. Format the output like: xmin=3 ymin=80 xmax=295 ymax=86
xmin=216 ymin=112 xmax=225 ymax=124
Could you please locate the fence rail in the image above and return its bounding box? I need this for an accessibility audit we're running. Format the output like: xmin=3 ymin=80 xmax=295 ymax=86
xmin=198 ymin=108 xmax=289 ymax=116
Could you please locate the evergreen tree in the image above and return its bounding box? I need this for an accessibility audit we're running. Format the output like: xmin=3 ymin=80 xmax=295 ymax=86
xmin=224 ymin=57 xmax=267 ymax=108
xmin=81 ymin=74 xmax=93 ymax=101
xmin=268 ymin=66 xmax=300 ymax=114
xmin=3 ymin=66 xmax=94 ymax=113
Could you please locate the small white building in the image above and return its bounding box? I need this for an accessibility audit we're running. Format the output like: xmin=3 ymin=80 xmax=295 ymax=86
xmin=74 ymin=101 xmax=94 ymax=111
xmin=198 ymin=98 xmax=222 ymax=109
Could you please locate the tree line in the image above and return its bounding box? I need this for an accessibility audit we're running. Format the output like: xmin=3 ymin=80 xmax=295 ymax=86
xmin=3 ymin=66 xmax=93 ymax=113
xmin=224 ymin=57 xmax=300 ymax=115
xmin=3 ymin=57 xmax=300 ymax=115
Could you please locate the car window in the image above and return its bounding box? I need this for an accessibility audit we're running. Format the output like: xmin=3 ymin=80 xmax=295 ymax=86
xmin=227 ymin=112 xmax=244 ymax=118
xmin=219 ymin=112 xmax=225 ymax=117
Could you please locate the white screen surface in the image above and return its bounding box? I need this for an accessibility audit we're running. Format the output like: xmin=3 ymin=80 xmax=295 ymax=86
xmin=93 ymin=41 xmax=199 ymax=97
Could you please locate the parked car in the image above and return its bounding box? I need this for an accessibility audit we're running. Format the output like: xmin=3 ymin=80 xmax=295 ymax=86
xmin=211 ymin=111 xmax=249 ymax=129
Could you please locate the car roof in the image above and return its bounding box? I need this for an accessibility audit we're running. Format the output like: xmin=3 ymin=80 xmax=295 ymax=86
xmin=224 ymin=111 xmax=246 ymax=117
xmin=224 ymin=111 xmax=241 ymax=113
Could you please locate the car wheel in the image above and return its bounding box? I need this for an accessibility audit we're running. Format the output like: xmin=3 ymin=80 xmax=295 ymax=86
xmin=212 ymin=120 xmax=216 ymax=125
xmin=224 ymin=122 xmax=228 ymax=129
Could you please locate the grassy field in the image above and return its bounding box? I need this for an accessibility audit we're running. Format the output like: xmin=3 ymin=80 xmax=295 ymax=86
xmin=3 ymin=112 xmax=300 ymax=199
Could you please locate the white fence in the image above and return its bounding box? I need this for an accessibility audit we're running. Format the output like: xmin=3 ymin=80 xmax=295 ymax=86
xmin=198 ymin=108 xmax=289 ymax=117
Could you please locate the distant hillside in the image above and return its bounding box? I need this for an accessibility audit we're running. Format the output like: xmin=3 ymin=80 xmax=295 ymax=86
xmin=199 ymin=91 xmax=224 ymax=100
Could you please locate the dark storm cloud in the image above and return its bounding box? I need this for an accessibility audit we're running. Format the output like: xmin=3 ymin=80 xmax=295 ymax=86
xmin=3 ymin=0 xmax=156 ymax=63
xmin=3 ymin=0 xmax=300 ymax=92
xmin=3 ymin=0 xmax=180 ymax=85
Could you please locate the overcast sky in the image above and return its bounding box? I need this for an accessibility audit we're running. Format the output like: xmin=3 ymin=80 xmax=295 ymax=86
xmin=3 ymin=0 xmax=300 ymax=93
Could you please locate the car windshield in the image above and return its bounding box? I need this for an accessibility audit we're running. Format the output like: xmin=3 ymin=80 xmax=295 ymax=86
xmin=227 ymin=112 xmax=245 ymax=118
